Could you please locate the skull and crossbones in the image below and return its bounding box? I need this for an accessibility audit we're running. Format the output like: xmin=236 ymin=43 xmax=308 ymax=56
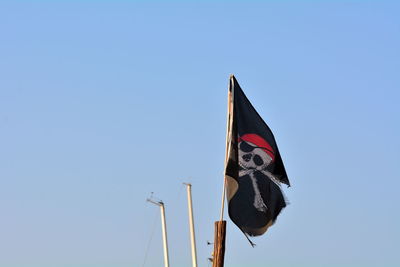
xmin=238 ymin=134 xmax=281 ymax=213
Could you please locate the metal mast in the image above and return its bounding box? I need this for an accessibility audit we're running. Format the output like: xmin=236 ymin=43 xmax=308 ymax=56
xmin=184 ymin=183 xmax=198 ymax=267
xmin=147 ymin=198 xmax=170 ymax=267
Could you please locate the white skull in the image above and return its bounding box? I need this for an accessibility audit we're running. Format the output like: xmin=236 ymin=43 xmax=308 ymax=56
xmin=237 ymin=138 xmax=277 ymax=213
xmin=238 ymin=140 xmax=272 ymax=171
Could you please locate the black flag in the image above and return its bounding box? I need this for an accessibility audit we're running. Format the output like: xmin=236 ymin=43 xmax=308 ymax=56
xmin=224 ymin=75 xmax=290 ymax=240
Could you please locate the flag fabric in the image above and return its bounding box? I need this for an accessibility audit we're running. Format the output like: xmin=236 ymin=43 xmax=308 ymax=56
xmin=224 ymin=75 xmax=290 ymax=240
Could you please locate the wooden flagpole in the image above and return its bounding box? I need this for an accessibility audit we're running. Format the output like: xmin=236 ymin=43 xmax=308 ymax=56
xmin=212 ymin=220 xmax=226 ymax=267
xmin=213 ymin=75 xmax=234 ymax=267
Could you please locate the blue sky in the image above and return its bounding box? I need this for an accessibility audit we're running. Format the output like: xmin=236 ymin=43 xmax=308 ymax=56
xmin=0 ymin=1 xmax=399 ymax=267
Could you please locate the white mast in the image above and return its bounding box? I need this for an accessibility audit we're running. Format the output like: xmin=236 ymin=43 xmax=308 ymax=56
xmin=147 ymin=198 xmax=170 ymax=267
xmin=184 ymin=183 xmax=198 ymax=267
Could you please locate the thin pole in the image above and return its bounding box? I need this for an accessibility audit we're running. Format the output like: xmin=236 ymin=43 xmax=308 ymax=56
xmin=213 ymin=75 xmax=234 ymax=267
xmin=219 ymin=178 xmax=226 ymax=222
xmin=160 ymin=203 xmax=169 ymax=267
xmin=147 ymin=199 xmax=170 ymax=267
xmin=184 ymin=183 xmax=198 ymax=267
xmin=219 ymin=75 xmax=234 ymax=221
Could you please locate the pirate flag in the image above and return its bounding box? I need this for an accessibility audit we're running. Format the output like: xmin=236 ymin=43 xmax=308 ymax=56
xmin=224 ymin=75 xmax=290 ymax=241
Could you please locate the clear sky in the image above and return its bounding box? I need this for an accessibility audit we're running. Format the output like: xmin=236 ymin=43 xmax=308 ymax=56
xmin=0 ymin=1 xmax=399 ymax=267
